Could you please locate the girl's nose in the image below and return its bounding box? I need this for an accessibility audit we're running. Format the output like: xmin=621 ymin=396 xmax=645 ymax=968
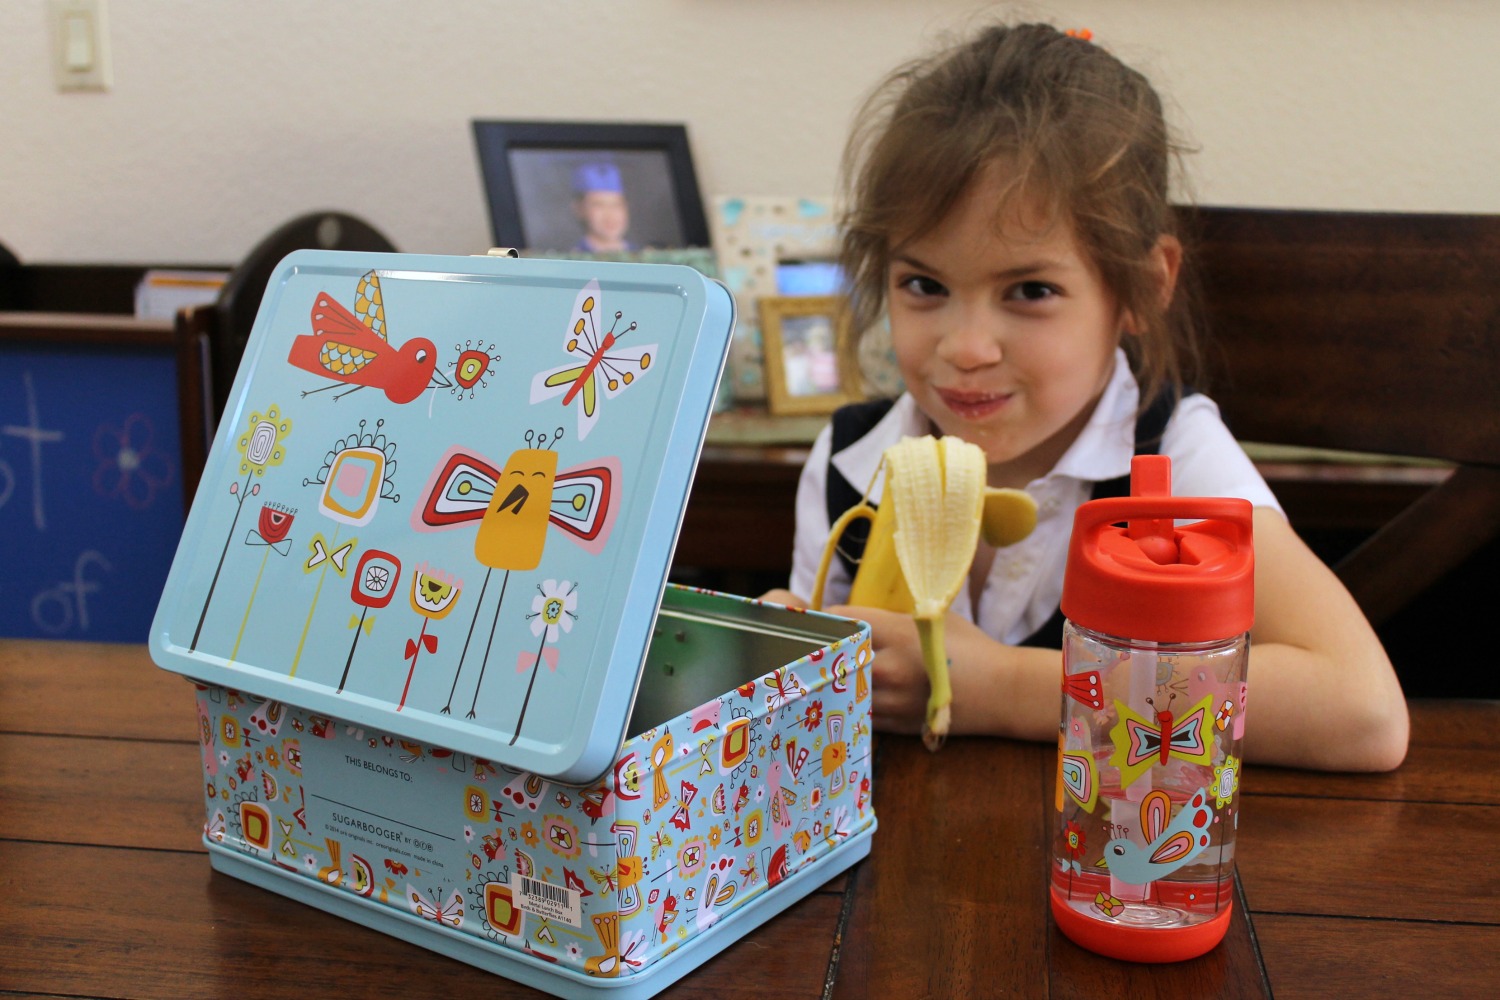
xmin=937 ymin=314 xmax=1003 ymax=371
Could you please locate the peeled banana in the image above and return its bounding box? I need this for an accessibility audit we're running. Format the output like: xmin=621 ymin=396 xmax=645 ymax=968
xmin=811 ymin=435 xmax=1038 ymax=750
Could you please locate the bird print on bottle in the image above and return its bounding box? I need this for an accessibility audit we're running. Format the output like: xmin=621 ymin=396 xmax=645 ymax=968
xmin=288 ymin=270 xmax=453 ymax=403
xmin=1102 ymin=787 xmax=1214 ymax=886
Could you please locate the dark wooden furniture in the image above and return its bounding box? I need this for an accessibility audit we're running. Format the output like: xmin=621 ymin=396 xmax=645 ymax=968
xmin=1188 ymin=207 xmax=1500 ymax=628
xmin=0 ymin=261 xmax=229 ymax=315
xmin=0 ymin=240 xmax=19 ymax=309
xmin=2 ymin=639 xmax=1495 ymax=998
xmin=206 ymin=211 xmax=397 ymax=415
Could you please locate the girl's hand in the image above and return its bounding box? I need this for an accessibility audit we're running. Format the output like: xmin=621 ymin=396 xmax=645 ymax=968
xmin=828 ymin=604 xmax=960 ymax=734
xmin=758 ymin=588 xmax=809 ymax=610
xmin=828 ymin=603 xmax=1062 ymax=740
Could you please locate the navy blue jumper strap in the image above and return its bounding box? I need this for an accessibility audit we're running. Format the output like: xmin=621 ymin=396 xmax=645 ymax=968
xmin=821 ymin=388 xmax=1190 ymax=649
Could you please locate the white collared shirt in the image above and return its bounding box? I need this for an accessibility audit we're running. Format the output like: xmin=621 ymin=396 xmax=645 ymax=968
xmin=789 ymin=349 xmax=1281 ymax=644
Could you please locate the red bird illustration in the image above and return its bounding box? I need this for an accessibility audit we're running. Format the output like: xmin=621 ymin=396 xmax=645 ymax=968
xmin=288 ymin=270 xmax=452 ymax=404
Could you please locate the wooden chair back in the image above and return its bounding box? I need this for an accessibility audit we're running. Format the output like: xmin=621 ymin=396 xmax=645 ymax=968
xmin=0 ymin=240 xmax=20 ymax=310
xmin=1186 ymin=207 xmax=1500 ymax=625
xmin=208 ymin=211 xmax=395 ymax=414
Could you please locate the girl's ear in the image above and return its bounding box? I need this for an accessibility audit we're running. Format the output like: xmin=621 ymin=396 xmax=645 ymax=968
xmin=1121 ymin=235 xmax=1183 ymax=338
xmin=1151 ymin=234 xmax=1184 ymax=309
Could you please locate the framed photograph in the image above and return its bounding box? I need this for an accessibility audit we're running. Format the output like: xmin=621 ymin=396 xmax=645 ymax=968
xmin=709 ymin=196 xmax=840 ymax=401
xmin=472 ymin=120 xmax=710 ymax=252
xmin=758 ymin=295 xmax=859 ymax=416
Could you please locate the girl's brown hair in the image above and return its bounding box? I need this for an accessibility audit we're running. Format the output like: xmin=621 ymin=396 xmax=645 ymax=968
xmin=839 ymin=22 xmax=1201 ymax=406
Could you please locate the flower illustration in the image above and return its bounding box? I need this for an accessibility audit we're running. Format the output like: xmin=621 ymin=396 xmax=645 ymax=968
xmin=236 ymin=406 xmax=292 ymax=477
xmin=410 ymin=563 xmax=463 ymax=620
xmin=1093 ymin=892 xmax=1124 ymax=918
xmin=543 ymin=815 xmax=581 ymax=860
xmin=676 ymin=837 xmax=706 ymax=878
xmin=511 ymin=579 xmax=582 ymax=738
xmin=801 ymin=699 xmax=824 ymax=732
xmin=192 ymin=403 xmax=292 ymax=652
xmin=529 ymin=579 xmax=579 ymax=642
xmin=1063 ymin=821 xmax=1086 ymax=859
xmin=521 ymin=821 xmax=539 ymax=848
xmin=92 ymin=413 xmax=173 ymax=509
xmin=398 ymin=562 xmax=464 ymax=710
xmin=1213 ymin=755 xmax=1241 ymax=809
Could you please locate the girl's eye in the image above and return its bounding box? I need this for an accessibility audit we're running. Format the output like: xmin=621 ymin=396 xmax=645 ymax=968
xmin=1007 ymin=281 xmax=1058 ymax=302
xmin=895 ymin=275 xmax=947 ymax=298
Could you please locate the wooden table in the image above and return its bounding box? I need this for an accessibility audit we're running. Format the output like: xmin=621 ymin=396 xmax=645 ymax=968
xmin=2 ymin=640 xmax=1495 ymax=997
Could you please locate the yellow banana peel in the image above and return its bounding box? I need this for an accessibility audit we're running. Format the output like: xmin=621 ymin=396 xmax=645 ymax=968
xmin=811 ymin=435 xmax=1038 ymax=750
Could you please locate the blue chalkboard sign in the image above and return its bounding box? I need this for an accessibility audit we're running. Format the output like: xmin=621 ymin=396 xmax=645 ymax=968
xmin=0 ymin=314 xmax=209 ymax=641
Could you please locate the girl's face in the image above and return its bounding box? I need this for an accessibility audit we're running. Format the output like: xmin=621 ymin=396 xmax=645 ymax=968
xmin=887 ymin=170 xmax=1123 ymax=488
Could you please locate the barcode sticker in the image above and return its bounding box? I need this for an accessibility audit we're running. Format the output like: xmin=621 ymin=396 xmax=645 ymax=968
xmin=515 ymin=873 xmax=582 ymax=926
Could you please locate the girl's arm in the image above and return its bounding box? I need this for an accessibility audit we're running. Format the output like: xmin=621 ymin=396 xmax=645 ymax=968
xmin=1235 ymin=507 xmax=1408 ymax=771
xmin=832 ymin=508 xmax=1409 ymax=771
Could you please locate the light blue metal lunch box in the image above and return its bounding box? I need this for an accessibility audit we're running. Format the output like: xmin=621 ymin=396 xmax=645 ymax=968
xmin=149 ymin=251 xmax=876 ymax=998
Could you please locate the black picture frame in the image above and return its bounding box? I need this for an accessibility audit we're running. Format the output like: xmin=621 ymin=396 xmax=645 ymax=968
xmin=472 ymin=120 xmax=711 ymax=252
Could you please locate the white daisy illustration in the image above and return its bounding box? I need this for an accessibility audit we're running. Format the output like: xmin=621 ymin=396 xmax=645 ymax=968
xmin=528 ymin=579 xmax=579 ymax=643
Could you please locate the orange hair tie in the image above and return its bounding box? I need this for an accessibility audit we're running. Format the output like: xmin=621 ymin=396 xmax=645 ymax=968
xmin=1066 ymin=28 xmax=1094 ymax=41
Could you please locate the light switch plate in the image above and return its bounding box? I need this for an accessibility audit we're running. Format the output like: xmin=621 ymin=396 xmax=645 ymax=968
xmin=49 ymin=0 xmax=111 ymax=92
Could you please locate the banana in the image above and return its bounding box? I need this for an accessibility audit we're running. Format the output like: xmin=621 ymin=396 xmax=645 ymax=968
xmin=811 ymin=435 xmax=1038 ymax=750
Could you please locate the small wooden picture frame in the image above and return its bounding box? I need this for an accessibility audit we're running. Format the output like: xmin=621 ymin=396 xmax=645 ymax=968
xmin=758 ymin=295 xmax=858 ymax=415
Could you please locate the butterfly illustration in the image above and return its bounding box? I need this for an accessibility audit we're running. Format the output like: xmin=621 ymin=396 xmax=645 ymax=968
xmin=289 ymin=271 xmax=452 ymax=403
xmin=1101 ymin=787 xmax=1214 ymax=886
xmin=648 ymin=829 xmax=673 ymax=860
xmin=668 ymin=780 xmax=699 ymax=831
xmin=408 ymin=884 xmax=465 ymax=928
xmin=763 ymin=668 xmax=807 ymax=718
xmin=1107 ymin=693 xmax=1215 ymax=788
xmin=589 ymin=862 xmax=621 ymax=892
xmin=530 ymin=280 xmax=657 ymax=440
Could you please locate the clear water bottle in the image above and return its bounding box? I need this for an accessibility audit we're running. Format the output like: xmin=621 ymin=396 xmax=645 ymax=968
xmin=1050 ymin=455 xmax=1254 ymax=962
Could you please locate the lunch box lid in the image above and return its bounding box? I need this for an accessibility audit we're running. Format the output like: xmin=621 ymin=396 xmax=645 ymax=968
xmin=150 ymin=250 xmax=735 ymax=784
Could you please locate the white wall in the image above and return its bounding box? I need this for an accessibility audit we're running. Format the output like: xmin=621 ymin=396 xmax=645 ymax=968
xmin=2 ymin=0 xmax=1496 ymax=264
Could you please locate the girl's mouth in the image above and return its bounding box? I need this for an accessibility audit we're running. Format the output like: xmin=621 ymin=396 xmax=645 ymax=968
xmin=936 ymin=388 xmax=1012 ymax=421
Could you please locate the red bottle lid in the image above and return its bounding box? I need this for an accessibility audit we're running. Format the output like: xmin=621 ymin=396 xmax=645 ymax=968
xmin=1061 ymin=455 xmax=1254 ymax=643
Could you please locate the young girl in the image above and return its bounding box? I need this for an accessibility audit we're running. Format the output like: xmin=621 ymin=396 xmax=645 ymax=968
xmin=763 ymin=22 xmax=1408 ymax=772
